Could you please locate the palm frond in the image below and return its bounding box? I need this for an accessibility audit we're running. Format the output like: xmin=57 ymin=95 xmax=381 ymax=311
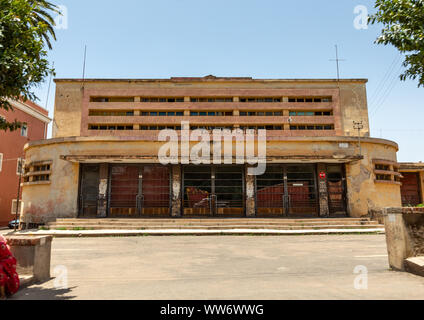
xmin=27 ymin=0 xmax=58 ymax=50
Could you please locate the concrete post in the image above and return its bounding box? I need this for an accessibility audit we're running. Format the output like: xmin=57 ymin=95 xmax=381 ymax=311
xmin=171 ymin=165 xmax=182 ymax=217
xmin=97 ymin=163 xmax=108 ymax=218
xmin=7 ymin=235 xmax=53 ymax=283
xmin=383 ymin=207 xmax=414 ymax=270
xmin=245 ymin=166 xmax=256 ymax=217
xmin=317 ymin=163 xmax=329 ymax=217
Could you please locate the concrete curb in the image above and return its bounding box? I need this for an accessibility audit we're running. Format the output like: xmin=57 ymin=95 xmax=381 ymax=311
xmin=19 ymin=275 xmax=36 ymax=289
xmin=405 ymin=257 xmax=424 ymax=277
xmin=11 ymin=228 xmax=386 ymax=238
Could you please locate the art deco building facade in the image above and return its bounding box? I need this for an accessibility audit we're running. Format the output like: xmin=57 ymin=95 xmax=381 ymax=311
xmin=20 ymin=76 xmax=401 ymax=225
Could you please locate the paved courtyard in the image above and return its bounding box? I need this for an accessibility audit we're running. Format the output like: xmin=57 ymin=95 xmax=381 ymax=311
xmin=11 ymin=235 xmax=424 ymax=300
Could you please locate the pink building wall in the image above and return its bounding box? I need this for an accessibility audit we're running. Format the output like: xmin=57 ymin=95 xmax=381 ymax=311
xmin=0 ymin=100 xmax=50 ymax=226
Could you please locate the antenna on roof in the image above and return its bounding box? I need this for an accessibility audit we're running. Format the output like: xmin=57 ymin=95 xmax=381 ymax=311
xmin=329 ymin=45 xmax=346 ymax=81
xmin=82 ymin=45 xmax=87 ymax=81
xmin=45 ymin=62 xmax=54 ymax=110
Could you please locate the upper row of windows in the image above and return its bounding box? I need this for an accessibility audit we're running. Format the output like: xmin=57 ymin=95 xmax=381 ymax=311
xmin=90 ymin=96 xmax=333 ymax=103
xmin=87 ymin=124 xmax=334 ymax=131
xmin=88 ymin=110 xmax=334 ymax=117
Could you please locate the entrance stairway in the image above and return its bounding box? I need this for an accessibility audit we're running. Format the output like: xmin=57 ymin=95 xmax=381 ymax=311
xmin=43 ymin=217 xmax=384 ymax=231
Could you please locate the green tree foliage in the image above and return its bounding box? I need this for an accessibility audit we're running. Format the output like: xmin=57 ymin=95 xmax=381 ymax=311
xmin=369 ymin=0 xmax=424 ymax=87
xmin=0 ymin=0 xmax=58 ymax=131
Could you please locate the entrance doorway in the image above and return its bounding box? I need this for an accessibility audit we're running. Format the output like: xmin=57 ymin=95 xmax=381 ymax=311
xmin=401 ymin=172 xmax=421 ymax=206
xmin=79 ymin=164 xmax=100 ymax=217
xmin=256 ymin=164 xmax=318 ymax=217
xmin=183 ymin=165 xmax=244 ymax=216
xmin=108 ymin=165 xmax=170 ymax=217
xmin=326 ymin=164 xmax=347 ymax=216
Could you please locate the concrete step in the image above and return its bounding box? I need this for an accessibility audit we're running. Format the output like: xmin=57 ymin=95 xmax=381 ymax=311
xmin=46 ymin=220 xmax=376 ymax=227
xmin=47 ymin=219 xmax=376 ymax=225
xmin=44 ymin=217 xmax=381 ymax=231
xmin=54 ymin=217 xmax=371 ymax=223
xmin=405 ymin=257 xmax=424 ymax=277
xmin=44 ymin=224 xmax=383 ymax=231
xmin=45 ymin=223 xmax=379 ymax=230
xmin=50 ymin=218 xmax=372 ymax=225
xmin=19 ymin=228 xmax=387 ymax=238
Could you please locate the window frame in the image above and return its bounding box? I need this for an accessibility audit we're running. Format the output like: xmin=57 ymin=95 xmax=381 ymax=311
xmin=21 ymin=123 xmax=28 ymax=137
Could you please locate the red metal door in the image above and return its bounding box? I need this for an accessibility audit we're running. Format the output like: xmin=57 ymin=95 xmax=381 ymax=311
xmin=401 ymin=172 xmax=421 ymax=206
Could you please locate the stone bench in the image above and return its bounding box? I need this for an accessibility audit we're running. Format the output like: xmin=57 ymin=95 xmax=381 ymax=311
xmin=5 ymin=235 xmax=53 ymax=283
xmin=383 ymin=207 xmax=424 ymax=276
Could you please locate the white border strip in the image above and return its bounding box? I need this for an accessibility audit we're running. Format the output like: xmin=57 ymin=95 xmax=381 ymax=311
xmin=8 ymin=99 xmax=51 ymax=124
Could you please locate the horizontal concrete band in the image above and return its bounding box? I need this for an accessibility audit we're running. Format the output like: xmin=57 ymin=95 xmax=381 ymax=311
xmin=60 ymin=154 xmax=363 ymax=164
xmin=24 ymin=135 xmax=399 ymax=150
xmin=383 ymin=207 xmax=424 ymax=215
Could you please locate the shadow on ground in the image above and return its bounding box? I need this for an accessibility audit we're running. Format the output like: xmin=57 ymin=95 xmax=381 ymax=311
xmin=11 ymin=286 xmax=77 ymax=300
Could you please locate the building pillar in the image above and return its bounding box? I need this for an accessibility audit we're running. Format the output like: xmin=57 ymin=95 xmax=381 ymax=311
xmin=245 ymin=166 xmax=256 ymax=217
xmin=97 ymin=163 xmax=109 ymax=218
xmin=283 ymin=110 xmax=290 ymax=130
xmin=420 ymin=171 xmax=424 ymax=204
xmin=171 ymin=165 xmax=182 ymax=217
xmin=317 ymin=163 xmax=329 ymax=217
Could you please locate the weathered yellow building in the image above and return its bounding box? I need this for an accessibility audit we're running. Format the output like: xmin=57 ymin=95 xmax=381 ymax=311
xmin=20 ymin=76 xmax=402 ymax=226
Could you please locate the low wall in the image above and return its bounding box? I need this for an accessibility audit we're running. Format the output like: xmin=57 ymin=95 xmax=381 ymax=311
xmin=5 ymin=235 xmax=53 ymax=282
xmin=383 ymin=207 xmax=424 ymax=271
